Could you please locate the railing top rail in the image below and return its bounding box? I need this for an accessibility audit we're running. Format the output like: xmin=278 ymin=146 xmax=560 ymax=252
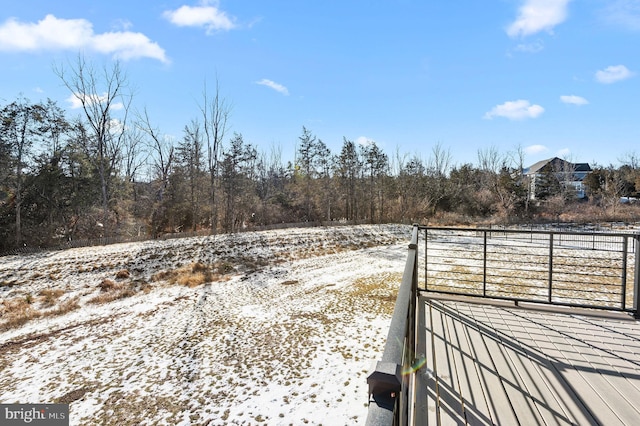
xmin=366 ymin=224 xmax=419 ymax=425
xmin=378 ymin=226 xmax=418 ymax=364
xmin=419 ymin=225 xmax=640 ymax=238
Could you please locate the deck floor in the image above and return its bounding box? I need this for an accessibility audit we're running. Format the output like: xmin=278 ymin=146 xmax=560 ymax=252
xmin=413 ymin=294 xmax=640 ymax=425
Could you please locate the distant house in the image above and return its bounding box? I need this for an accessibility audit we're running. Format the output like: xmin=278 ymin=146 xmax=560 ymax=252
xmin=522 ymin=157 xmax=592 ymax=200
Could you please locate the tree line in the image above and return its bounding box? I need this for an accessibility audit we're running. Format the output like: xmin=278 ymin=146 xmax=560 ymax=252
xmin=2 ymin=58 xmax=639 ymax=251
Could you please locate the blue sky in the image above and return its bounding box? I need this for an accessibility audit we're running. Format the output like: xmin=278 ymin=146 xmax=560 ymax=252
xmin=1 ymin=0 xmax=639 ymax=169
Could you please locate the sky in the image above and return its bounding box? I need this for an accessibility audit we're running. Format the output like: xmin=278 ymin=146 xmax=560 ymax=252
xmin=0 ymin=0 xmax=639 ymax=170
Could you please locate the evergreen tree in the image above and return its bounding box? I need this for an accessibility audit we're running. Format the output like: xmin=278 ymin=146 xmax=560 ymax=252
xmin=361 ymin=141 xmax=388 ymax=223
xmin=335 ymin=138 xmax=361 ymax=221
xmin=220 ymin=133 xmax=257 ymax=232
xmin=176 ymin=120 xmax=206 ymax=231
xmin=0 ymin=98 xmax=45 ymax=246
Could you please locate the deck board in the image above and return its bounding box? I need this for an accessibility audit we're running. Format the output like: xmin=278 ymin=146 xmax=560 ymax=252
xmin=449 ymin=308 xmax=493 ymax=426
xmin=416 ymin=294 xmax=640 ymax=425
xmin=431 ymin=302 xmax=466 ymax=425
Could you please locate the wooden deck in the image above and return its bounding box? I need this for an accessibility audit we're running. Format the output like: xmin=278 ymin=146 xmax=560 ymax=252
xmin=413 ymin=294 xmax=640 ymax=425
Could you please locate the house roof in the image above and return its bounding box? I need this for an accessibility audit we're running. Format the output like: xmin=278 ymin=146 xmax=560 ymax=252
xmin=523 ymin=157 xmax=591 ymax=175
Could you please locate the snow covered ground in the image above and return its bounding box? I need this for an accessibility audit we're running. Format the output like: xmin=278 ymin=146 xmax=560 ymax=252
xmin=0 ymin=224 xmax=411 ymax=425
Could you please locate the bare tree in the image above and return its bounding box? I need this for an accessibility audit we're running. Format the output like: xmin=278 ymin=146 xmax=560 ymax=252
xmin=618 ymin=151 xmax=640 ymax=169
xmin=477 ymin=146 xmax=502 ymax=175
xmin=200 ymin=78 xmax=231 ymax=232
xmin=477 ymin=146 xmax=525 ymax=217
xmin=54 ymin=55 xmax=131 ymax=233
xmin=424 ymin=142 xmax=453 ymax=215
xmin=510 ymin=144 xmax=529 ymax=212
xmin=255 ymin=144 xmax=288 ymax=225
xmin=137 ymin=108 xmax=174 ymax=198
xmin=603 ymin=166 xmax=629 ymax=213
xmin=177 ymin=119 xmax=206 ymax=231
xmin=122 ymin=121 xmax=146 ymax=184
xmin=618 ymin=151 xmax=640 ymax=196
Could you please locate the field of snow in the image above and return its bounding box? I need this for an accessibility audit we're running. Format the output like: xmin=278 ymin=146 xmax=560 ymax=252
xmin=0 ymin=224 xmax=411 ymax=425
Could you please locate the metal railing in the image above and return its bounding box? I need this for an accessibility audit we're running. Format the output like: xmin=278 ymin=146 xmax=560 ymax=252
xmin=366 ymin=224 xmax=640 ymax=425
xmin=423 ymin=226 xmax=640 ymax=314
xmin=366 ymin=225 xmax=419 ymax=425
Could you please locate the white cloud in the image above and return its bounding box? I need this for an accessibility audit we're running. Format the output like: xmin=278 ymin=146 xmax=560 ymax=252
xmin=108 ymin=118 xmax=126 ymax=134
xmin=163 ymin=2 xmax=236 ymax=33
xmin=525 ymin=144 xmax=549 ymax=155
xmin=66 ymin=92 xmax=124 ymax=110
xmin=507 ymin=0 xmax=572 ymax=37
xmin=0 ymin=14 xmax=167 ymax=63
xmin=256 ymin=79 xmax=289 ymax=96
xmin=560 ymin=95 xmax=588 ymax=105
xmin=112 ymin=19 xmax=133 ymax=32
xmin=514 ymin=40 xmax=544 ymax=53
xmin=356 ymin=136 xmax=375 ymax=146
xmin=484 ymin=100 xmax=544 ymax=120
xmin=595 ymin=65 xmax=635 ymax=84
xmin=92 ymin=32 xmax=167 ymax=62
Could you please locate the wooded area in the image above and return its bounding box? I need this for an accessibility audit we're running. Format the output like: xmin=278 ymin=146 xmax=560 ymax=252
xmin=2 ymin=58 xmax=640 ymax=252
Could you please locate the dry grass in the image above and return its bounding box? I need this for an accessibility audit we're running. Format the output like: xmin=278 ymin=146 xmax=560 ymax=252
xmin=91 ymin=390 xmax=184 ymax=425
xmin=47 ymin=297 xmax=81 ymax=316
xmin=211 ymin=260 xmax=235 ymax=274
xmin=88 ymin=289 xmax=137 ymax=305
xmin=39 ymin=289 xmax=65 ymax=308
xmin=150 ymin=270 xmax=173 ymax=282
xmin=151 ymin=262 xmax=235 ymax=287
xmin=176 ymin=272 xmax=208 ymax=288
xmin=0 ymin=292 xmax=83 ymax=330
xmin=0 ymin=298 xmax=42 ymax=331
xmin=55 ymin=385 xmax=97 ymax=404
xmin=346 ymin=273 xmax=401 ymax=317
xmin=98 ymin=279 xmax=121 ymax=292
xmin=115 ymin=270 xmax=130 ymax=279
xmin=91 ymin=277 xmax=139 ymax=304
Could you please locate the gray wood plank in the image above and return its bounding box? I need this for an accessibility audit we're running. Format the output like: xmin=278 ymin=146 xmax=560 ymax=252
xmin=500 ymin=309 xmax=597 ymax=426
xmin=430 ymin=302 xmax=466 ymax=425
xmin=504 ymin=311 xmax=600 ymax=425
xmin=424 ymin=301 xmax=439 ymax=425
xmin=451 ymin=302 xmax=519 ymax=426
xmin=418 ymin=297 xmax=640 ymax=425
xmin=540 ymin=318 xmax=640 ymax=425
xmin=511 ymin=310 xmax=626 ymax=426
xmin=413 ymin=297 xmax=431 ymax=425
xmin=448 ymin=304 xmax=494 ymax=426
xmin=491 ymin=323 xmax=541 ymax=420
